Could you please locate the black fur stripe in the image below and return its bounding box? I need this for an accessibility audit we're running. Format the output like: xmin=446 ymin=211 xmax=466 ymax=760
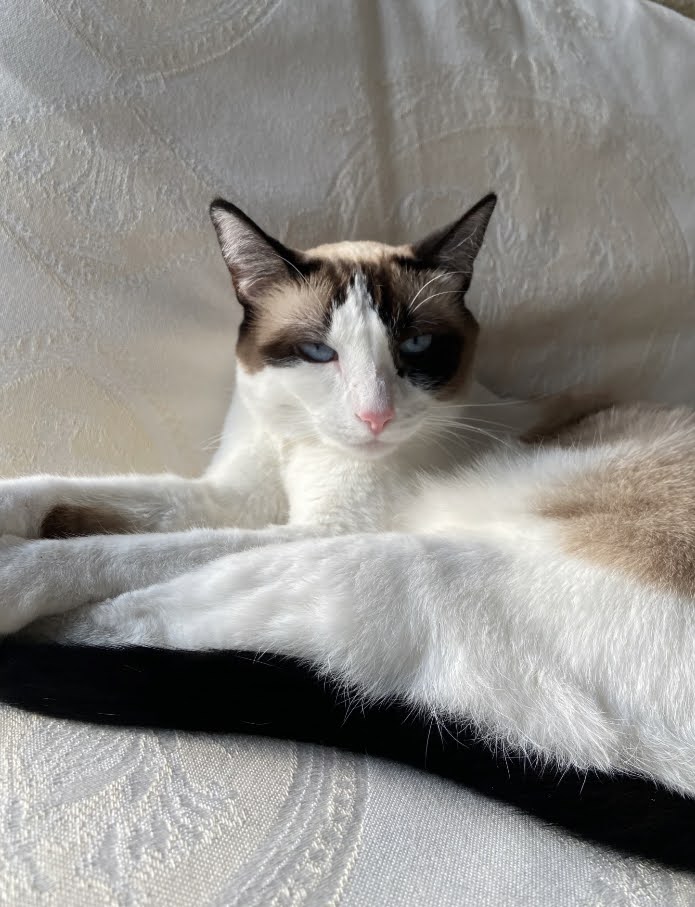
xmin=1 ymin=638 xmax=693 ymax=872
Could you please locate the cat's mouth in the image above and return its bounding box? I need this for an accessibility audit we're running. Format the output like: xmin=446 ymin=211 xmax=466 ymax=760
xmin=344 ymin=437 xmax=399 ymax=458
xmin=319 ymin=423 xmax=418 ymax=457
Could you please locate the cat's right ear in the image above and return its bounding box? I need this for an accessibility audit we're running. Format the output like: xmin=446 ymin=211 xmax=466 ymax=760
xmin=209 ymin=199 xmax=303 ymax=304
xmin=411 ymin=193 xmax=497 ymax=291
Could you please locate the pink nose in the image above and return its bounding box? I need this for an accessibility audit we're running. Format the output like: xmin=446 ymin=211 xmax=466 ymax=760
xmin=356 ymin=408 xmax=395 ymax=436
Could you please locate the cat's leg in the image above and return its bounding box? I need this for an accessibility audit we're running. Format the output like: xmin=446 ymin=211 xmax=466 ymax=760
xmin=44 ymin=532 xmax=695 ymax=796
xmin=0 ymin=436 xmax=285 ymax=539
xmin=0 ymin=524 xmax=319 ymax=635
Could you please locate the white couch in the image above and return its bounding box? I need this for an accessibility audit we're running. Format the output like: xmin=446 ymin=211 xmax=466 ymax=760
xmin=2 ymin=1 xmax=695 ymax=902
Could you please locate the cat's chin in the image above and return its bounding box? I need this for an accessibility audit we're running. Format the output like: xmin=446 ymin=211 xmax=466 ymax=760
xmin=350 ymin=440 xmax=398 ymax=460
xmin=322 ymin=436 xmax=399 ymax=459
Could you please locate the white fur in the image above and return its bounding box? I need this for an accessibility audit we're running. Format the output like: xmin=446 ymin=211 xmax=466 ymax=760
xmin=328 ymin=274 xmax=395 ymax=416
xmin=1 ymin=310 xmax=694 ymax=797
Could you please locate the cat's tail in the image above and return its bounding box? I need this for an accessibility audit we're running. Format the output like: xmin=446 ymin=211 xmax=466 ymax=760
xmin=0 ymin=639 xmax=324 ymax=732
xmin=0 ymin=636 xmax=694 ymax=872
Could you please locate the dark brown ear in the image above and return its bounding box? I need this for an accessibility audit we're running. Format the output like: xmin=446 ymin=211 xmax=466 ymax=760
xmin=411 ymin=193 xmax=497 ymax=291
xmin=209 ymin=198 xmax=305 ymax=304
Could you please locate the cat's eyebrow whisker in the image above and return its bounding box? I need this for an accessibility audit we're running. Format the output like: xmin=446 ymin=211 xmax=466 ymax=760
xmin=407 ymin=272 xmax=451 ymax=310
xmin=409 ymin=288 xmax=462 ymax=316
xmin=276 ymin=253 xmax=326 ymax=310
xmin=407 ymin=268 xmax=475 ymax=310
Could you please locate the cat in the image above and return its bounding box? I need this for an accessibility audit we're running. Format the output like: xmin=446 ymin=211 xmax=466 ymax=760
xmin=2 ymin=192 xmax=695 ymax=868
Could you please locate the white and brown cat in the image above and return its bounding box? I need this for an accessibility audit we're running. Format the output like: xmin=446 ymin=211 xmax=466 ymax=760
xmin=1 ymin=192 xmax=695 ymax=825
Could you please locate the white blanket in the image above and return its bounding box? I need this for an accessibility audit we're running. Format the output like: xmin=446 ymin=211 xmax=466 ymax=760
xmin=1 ymin=1 xmax=695 ymax=903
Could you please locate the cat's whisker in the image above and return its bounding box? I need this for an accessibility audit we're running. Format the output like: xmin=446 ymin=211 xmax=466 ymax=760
xmin=427 ymin=427 xmax=509 ymax=447
xmin=424 ymin=411 xmax=510 ymax=431
xmin=435 ymin=412 xmax=514 ymax=430
xmin=421 ymin=431 xmax=473 ymax=460
xmin=437 ymin=401 xmax=521 ymax=410
xmin=409 ymin=288 xmax=461 ymax=316
xmin=276 ymin=253 xmax=326 ymax=311
xmin=422 ymin=418 xmax=516 ymax=451
xmin=419 ymin=420 xmax=482 ymax=448
xmin=406 ymin=272 xmax=451 ymax=310
xmin=441 ymin=392 xmax=557 ymax=409
xmin=458 ymin=424 xmax=515 ymax=446
xmin=430 ymin=423 xmax=492 ymax=444
xmin=407 ymin=269 xmax=475 ymax=311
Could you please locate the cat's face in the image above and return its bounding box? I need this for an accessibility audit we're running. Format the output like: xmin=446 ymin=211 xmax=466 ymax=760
xmin=211 ymin=194 xmax=496 ymax=457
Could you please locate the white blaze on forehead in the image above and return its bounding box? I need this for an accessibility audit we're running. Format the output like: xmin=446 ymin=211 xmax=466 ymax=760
xmin=327 ymin=271 xmax=395 ymax=413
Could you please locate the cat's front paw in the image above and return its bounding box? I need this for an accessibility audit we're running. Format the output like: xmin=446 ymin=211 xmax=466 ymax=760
xmin=0 ymin=538 xmax=66 ymax=634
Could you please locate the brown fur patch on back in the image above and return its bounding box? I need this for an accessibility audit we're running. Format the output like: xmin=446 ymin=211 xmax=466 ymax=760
xmin=538 ymin=405 xmax=695 ymax=598
xmin=40 ymin=504 xmax=133 ymax=539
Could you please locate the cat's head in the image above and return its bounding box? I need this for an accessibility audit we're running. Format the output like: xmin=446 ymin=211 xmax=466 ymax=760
xmin=210 ymin=193 xmax=496 ymax=457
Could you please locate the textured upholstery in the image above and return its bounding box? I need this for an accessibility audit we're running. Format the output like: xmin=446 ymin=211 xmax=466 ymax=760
xmin=1 ymin=1 xmax=695 ymax=902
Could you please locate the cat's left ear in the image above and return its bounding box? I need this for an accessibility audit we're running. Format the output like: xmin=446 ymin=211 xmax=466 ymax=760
xmin=411 ymin=193 xmax=497 ymax=290
xmin=210 ymin=198 xmax=305 ymax=305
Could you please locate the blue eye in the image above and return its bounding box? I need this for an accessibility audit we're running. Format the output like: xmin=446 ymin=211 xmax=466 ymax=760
xmin=399 ymin=334 xmax=432 ymax=354
xmin=297 ymin=341 xmax=337 ymax=363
